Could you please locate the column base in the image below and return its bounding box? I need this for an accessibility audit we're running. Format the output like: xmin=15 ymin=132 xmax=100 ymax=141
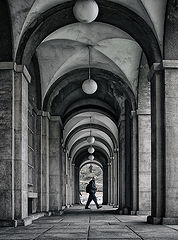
xmin=116 ymin=207 xmax=129 ymax=215
xmin=18 ymin=212 xmax=46 ymax=226
xmin=131 ymin=210 xmax=137 ymax=215
xmin=147 ymin=216 xmax=178 ymax=225
xmin=137 ymin=210 xmax=151 ymax=215
xmin=51 ymin=210 xmax=64 ymax=216
xmin=0 ymin=220 xmax=17 ymax=227
xmin=113 ymin=204 xmax=118 ymax=208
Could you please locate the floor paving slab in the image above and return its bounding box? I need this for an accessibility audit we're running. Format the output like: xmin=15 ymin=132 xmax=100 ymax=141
xmin=1 ymin=205 xmax=178 ymax=239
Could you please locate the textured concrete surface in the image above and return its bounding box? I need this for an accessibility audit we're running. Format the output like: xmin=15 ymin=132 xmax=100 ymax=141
xmin=1 ymin=205 xmax=178 ymax=239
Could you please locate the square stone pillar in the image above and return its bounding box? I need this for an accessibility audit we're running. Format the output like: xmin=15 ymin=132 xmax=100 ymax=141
xmin=118 ymin=112 xmax=126 ymax=214
xmin=0 ymin=63 xmax=30 ymax=225
xmin=41 ymin=112 xmax=50 ymax=212
xmin=36 ymin=114 xmax=43 ymax=212
xmin=49 ymin=116 xmax=63 ymax=211
xmin=107 ymin=162 xmax=111 ymax=204
xmin=14 ymin=65 xmax=31 ymax=220
xmin=113 ymin=150 xmax=119 ymax=207
xmin=130 ymin=110 xmax=139 ymax=215
xmin=137 ymin=110 xmax=151 ymax=215
xmin=163 ymin=60 xmax=178 ymax=222
xmin=147 ymin=63 xmax=165 ymax=224
xmin=0 ymin=63 xmax=15 ymax=225
xmin=62 ymin=148 xmax=67 ymax=206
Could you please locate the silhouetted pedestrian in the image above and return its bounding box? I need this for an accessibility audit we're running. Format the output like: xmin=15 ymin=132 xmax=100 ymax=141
xmin=85 ymin=177 xmax=102 ymax=209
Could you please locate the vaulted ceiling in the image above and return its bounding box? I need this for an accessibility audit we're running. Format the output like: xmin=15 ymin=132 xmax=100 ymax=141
xmin=7 ymin=0 xmax=167 ymax=166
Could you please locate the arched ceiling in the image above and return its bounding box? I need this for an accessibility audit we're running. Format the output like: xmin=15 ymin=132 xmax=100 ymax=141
xmin=6 ymin=0 xmax=167 ymax=168
xmin=8 ymin=0 xmax=167 ymax=57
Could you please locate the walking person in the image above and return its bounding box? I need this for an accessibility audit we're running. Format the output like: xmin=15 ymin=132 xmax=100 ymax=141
xmin=85 ymin=177 xmax=102 ymax=209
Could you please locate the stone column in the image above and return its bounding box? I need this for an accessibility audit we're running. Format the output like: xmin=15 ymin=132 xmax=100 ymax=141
xmin=72 ymin=163 xmax=75 ymax=204
xmin=137 ymin=110 xmax=151 ymax=215
xmin=147 ymin=63 xmax=165 ymax=224
xmin=107 ymin=162 xmax=111 ymax=204
xmin=162 ymin=60 xmax=178 ymax=223
xmin=14 ymin=65 xmax=31 ymax=220
xmin=110 ymin=159 xmax=114 ymax=205
xmin=36 ymin=113 xmax=43 ymax=212
xmin=61 ymin=148 xmax=66 ymax=207
xmin=113 ymin=150 xmax=118 ymax=207
xmin=118 ymin=112 xmax=126 ymax=214
xmin=74 ymin=166 xmax=80 ymax=204
xmin=131 ymin=110 xmax=138 ymax=215
xmin=0 ymin=63 xmax=16 ymax=226
xmin=49 ymin=116 xmax=62 ymax=211
xmin=41 ymin=112 xmax=50 ymax=212
xmin=103 ymin=165 xmax=108 ymax=205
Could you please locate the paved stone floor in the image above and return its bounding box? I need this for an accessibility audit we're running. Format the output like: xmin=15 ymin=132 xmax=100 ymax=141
xmin=1 ymin=205 xmax=178 ymax=239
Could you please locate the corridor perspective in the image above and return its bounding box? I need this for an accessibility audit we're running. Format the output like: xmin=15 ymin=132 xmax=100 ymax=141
xmin=1 ymin=0 xmax=178 ymax=238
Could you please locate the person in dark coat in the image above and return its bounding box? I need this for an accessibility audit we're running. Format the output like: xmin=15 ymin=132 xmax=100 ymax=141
xmin=85 ymin=177 xmax=102 ymax=209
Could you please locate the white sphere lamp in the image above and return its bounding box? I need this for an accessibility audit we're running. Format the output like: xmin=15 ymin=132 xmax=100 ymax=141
xmin=87 ymin=135 xmax=95 ymax=144
xmin=82 ymin=79 xmax=97 ymax=94
xmin=82 ymin=46 xmax=97 ymax=94
xmin=88 ymin=154 xmax=94 ymax=160
xmin=88 ymin=146 xmax=95 ymax=154
xmin=73 ymin=0 xmax=99 ymax=23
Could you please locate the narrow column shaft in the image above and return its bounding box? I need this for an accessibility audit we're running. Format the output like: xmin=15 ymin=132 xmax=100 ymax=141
xmin=49 ymin=116 xmax=62 ymax=211
xmin=119 ymin=114 xmax=126 ymax=212
xmin=14 ymin=66 xmax=31 ymax=219
xmin=107 ymin=163 xmax=111 ymax=204
xmin=147 ymin=63 xmax=165 ymax=223
xmin=41 ymin=112 xmax=50 ymax=212
xmin=131 ymin=111 xmax=138 ymax=214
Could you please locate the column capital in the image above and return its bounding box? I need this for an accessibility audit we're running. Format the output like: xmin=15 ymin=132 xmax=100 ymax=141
xmin=114 ymin=148 xmax=119 ymax=153
xmin=0 ymin=62 xmax=31 ymax=83
xmin=37 ymin=111 xmax=50 ymax=119
xmin=148 ymin=62 xmax=162 ymax=82
xmin=50 ymin=115 xmax=63 ymax=126
xmin=14 ymin=64 xmax=31 ymax=83
xmin=131 ymin=110 xmax=137 ymax=117
xmin=148 ymin=60 xmax=178 ymax=82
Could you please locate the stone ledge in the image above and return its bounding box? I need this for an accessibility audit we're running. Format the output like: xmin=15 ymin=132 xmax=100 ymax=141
xmin=147 ymin=216 xmax=178 ymax=225
xmin=0 ymin=219 xmax=17 ymax=227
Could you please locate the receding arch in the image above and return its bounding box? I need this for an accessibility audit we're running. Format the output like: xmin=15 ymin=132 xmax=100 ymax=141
xmin=69 ymin=136 xmax=113 ymax=159
xmin=65 ymin=124 xmax=118 ymax=151
xmin=43 ymin=68 xmax=136 ymax=112
xmin=80 ymin=160 xmax=103 ymax=170
xmin=16 ymin=0 xmax=161 ymax=67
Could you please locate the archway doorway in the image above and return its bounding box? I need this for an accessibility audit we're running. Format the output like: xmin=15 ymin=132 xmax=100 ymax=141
xmin=80 ymin=163 xmax=103 ymax=205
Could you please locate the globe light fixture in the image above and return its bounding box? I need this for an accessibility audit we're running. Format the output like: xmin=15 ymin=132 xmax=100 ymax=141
xmin=82 ymin=46 xmax=98 ymax=94
xmin=88 ymin=146 xmax=95 ymax=154
xmin=73 ymin=0 xmax=99 ymax=23
xmin=87 ymin=135 xmax=95 ymax=144
xmin=88 ymin=154 xmax=94 ymax=160
xmin=87 ymin=116 xmax=95 ymax=144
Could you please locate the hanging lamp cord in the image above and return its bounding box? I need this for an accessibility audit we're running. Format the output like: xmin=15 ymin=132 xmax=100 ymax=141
xmin=88 ymin=45 xmax=91 ymax=79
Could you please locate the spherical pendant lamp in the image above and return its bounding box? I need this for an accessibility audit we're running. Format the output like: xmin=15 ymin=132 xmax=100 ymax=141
xmin=88 ymin=146 xmax=95 ymax=154
xmin=82 ymin=46 xmax=97 ymax=94
xmin=73 ymin=0 xmax=99 ymax=23
xmin=87 ymin=135 xmax=95 ymax=144
xmin=88 ymin=154 xmax=94 ymax=160
xmin=82 ymin=79 xmax=97 ymax=94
